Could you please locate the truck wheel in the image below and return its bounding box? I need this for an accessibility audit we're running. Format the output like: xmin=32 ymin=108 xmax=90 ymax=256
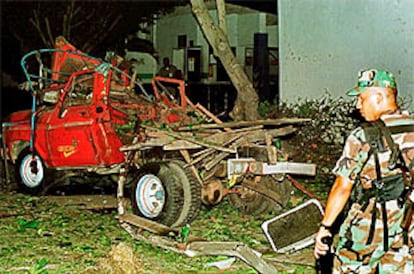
xmin=131 ymin=161 xmax=201 ymax=228
xmin=228 ymin=184 xmax=271 ymax=215
xmin=15 ymin=148 xmax=50 ymax=195
xmin=228 ymin=176 xmax=292 ymax=215
xmin=168 ymin=160 xmax=201 ymax=226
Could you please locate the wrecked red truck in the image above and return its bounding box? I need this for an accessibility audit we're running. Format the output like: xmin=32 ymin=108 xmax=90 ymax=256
xmin=1 ymin=37 xmax=315 ymax=228
xmin=3 ymin=37 xmax=194 ymax=188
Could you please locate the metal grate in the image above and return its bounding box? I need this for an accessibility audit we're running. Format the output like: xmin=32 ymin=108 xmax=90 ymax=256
xmin=262 ymin=199 xmax=324 ymax=253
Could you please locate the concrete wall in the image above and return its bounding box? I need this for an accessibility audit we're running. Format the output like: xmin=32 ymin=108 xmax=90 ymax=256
xmin=156 ymin=14 xmax=198 ymax=63
xmin=278 ymin=0 xmax=414 ymax=103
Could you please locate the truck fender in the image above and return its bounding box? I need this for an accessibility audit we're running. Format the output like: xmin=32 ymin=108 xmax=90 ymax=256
xmin=9 ymin=140 xmax=30 ymax=163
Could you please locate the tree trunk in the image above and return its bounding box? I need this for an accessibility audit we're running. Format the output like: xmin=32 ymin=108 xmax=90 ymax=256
xmin=190 ymin=0 xmax=260 ymax=121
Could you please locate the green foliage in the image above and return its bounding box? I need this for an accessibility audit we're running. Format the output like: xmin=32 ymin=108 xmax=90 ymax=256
xmin=180 ymin=224 xmax=191 ymax=243
xmin=257 ymin=100 xmax=277 ymax=118
xmin=29 ymin=258 xmax=48 ymax=274
xmin=397 ymin=94 xmax=414 ymax=112
xmin=17 ymin=218 xmax=40 ymax=231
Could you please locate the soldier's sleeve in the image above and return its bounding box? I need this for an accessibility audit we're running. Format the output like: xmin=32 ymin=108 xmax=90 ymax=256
xmin=332 ymin=127 xmax=367 ymax=183
xmin=400 ymin=131 xmax=414 ymax=171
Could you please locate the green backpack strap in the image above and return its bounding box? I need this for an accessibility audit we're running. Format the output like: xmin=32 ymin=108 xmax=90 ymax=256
xmin=373 ymin=120 xmax=401 ymax=169
xmin=360 ymin=120 xmax=412 ymax=251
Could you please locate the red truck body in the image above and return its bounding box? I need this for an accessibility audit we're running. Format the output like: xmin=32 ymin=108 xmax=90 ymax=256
xmin=5 ymin=71 xmax=123 ymax=168
xmin=3 ymin=37 xmax=192 ymax=171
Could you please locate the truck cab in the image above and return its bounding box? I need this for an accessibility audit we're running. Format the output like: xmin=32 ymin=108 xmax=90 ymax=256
xmin=2 ymin=37 xmax=194 ymax=194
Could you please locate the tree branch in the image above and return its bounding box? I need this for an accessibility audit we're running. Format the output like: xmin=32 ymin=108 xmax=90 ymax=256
xmin=216 ymin=0 xmax=227 ymax=35
xmin=72 ymin=2 xmax=82 ymax=18
xmin=30 ymin=9 xmax=49 ymax=48
xmin=82 ymin=14 xmax=122 ymax=53
xmin=44 ymin=18 xmax=54 ymax=48
xmin=63 ymin=4 xmax=70 ymax=38
xmin=63 ymin=0 xmax=76 ymax=40
xmin=63 ymin=14 xmax=68 ymax=38
xmin=71 ymin=10 xmax=95 ymax=30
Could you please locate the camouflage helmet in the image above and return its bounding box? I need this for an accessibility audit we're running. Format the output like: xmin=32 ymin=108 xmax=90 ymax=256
xmin=346 ymin=69 xmax=397 ymax=96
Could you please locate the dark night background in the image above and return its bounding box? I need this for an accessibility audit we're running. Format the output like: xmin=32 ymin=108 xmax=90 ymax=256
xmin=0 ymin=0 xmax=277 ymax=121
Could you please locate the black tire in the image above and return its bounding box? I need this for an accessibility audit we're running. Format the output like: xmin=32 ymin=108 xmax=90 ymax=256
xmin=15 ymin=148 xmax=51 ymax=195
xmin=131 ymin=160 xmax=201 ymax=228
xmin=259 ymin=177 xmax=293 ymax=215
xmin=168 ymin=160 xmax=201 ymax=226
xmin=228 ymin=176 xmax=292 ymax=215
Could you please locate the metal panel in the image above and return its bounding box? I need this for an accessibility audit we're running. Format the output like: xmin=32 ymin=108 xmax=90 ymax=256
xmin=262 ymin=199 xmax=324 ymax=253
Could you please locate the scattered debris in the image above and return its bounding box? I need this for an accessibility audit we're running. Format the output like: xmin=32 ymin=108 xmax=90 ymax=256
xmin=204 ymin=257 xmax=236 ymax=270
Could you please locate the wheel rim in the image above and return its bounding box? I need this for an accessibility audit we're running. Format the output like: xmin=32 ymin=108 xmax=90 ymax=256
xmin=20 ymin=154 xmax=44 ymax=188
xmin=135 ymin=174 xmax=165 ymax=218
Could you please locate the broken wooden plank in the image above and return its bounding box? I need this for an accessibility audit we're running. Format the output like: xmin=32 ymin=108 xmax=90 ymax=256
xmin=203 ymin=130 xmax=253 ymax=146
xmin=121 ymin=222 xmax=184 ymax=253
xmin=177 ymin=118 xmax=310 ymax=131
xmin=265 ymin=248 xmax=315 ymax=267
xmin=187 ymin=133 xmax=246 ymax=168
xmin=204 ymin=151 xmax=230 ymax=171
xmin=141 ymin=125 xmax=236 ymax=153
xmin=202 ymin=126 xmax=295 ymax=149
xmin=245 ymin=126 xmax=297 ymax=143
xmin=184 ymin=95 xmax=207 ymax=118
xmin=202 ymin=165 xmax=222 ymax=182
xmin=204 ymin=137 xmax=246 ymax=171
xmin=266 ymin=133 xmax=277 ymax=164
xmin=120 ymin=137 xmax=172 ymax=151
xmin=195 ymin=103 xmax=232 ymax=132
xmin=187 ymin=149 xmax=216 ymax=168
xmin=179 ymin=149 xmax=204 ymax=186
xmin=146 ymin=128 xmax=209 ymax=139
xmin=231 ymin=125 xmax=263 ymax=132
xmin=164 ymin=140 xmax=202 ymax=150
xmin=186 ymin=241 xmax=277 ymax=274
xmin=146 ymin=131 xmax=171 ymax=138
xmin=119 ymin=213 xmax=178 ymax=235
xmin=186 ymin=147 xmax=215 ymax=163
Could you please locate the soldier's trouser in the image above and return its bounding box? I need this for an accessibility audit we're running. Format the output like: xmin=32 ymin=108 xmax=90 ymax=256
xmin=332 ymin=200 xmax=413 ymax=273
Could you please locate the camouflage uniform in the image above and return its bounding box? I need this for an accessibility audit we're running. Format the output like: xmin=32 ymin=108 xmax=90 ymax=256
xmin=332 ymin=110 xmax=414 ymax=273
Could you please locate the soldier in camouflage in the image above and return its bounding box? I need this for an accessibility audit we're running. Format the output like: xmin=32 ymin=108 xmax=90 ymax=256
xmin=314 ymin=69 xmax=414 ymax=273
